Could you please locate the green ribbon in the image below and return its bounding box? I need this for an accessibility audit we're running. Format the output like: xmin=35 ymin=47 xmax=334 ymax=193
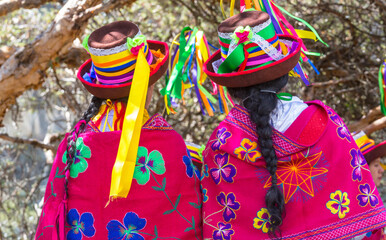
xmin=82 ymin=35 xmax=90 ymax=52
xmin=161 ymin=27 xmax=198 ymax=99
xmin=218 ymin=44 xmax=245 ymax=74
xmin=271 ymin=1 xmax=329 ymax=47
xmin=197 ymin=84 xmax=217 ymax=104
xmin=277 ymin=92 xmax=293 ymax=101
xmin=378 ymin=62 xmax=386 ymax=115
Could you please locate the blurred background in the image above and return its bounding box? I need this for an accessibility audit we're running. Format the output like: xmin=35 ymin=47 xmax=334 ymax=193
xmin=0 ymin=0 xmax=385 ymax=239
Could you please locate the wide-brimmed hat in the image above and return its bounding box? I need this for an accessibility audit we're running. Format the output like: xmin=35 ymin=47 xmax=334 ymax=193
xmin=77 ymin=21 xmax=169 ymax=99
xmin=203 ymin=10 xmax=302 ymax=87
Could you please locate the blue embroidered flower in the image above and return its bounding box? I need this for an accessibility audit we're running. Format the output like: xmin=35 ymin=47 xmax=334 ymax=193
xmin=107 ymin=212 xmax=146 ymax=240
xmin=203 ymin=188 xmax=209 ymax=203
xmin=350 ymin=149 xmax=367 ymax=182
xmin=66 ymin=209 xmax=95 ymax=240
xmin=330 ymin=115 xmax=351 ymax=142
xmin=203 ymin=164 xmax=209 ymax=178
xmin=212 ymin=222 xmax=234 ymax=240
xmin=183 ymin=149 xmax=200 ymax=178
xmin=211 ymin=127 xmax=231 ymax=151
xmin=210 ymin=153 xmax=236 ymax=184
xmin=217 ymin=192 xmax=240 ymax=222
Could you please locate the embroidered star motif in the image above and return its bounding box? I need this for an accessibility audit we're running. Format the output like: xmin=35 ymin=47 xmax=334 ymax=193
xmin=264 ymin=151 xmax=328 ymax=203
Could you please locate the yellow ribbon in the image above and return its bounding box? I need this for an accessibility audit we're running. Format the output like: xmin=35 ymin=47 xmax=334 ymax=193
xmin=287 ymin=29 xmax=318 ymax=41
xmin=109 ymin=47 xmax=150 ymax=199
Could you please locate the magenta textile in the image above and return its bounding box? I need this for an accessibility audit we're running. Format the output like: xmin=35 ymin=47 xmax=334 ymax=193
xmin=35 ymin=114 xmax=202 ymax=240
xmin=201 ymin=101 xmax=386 ymax=239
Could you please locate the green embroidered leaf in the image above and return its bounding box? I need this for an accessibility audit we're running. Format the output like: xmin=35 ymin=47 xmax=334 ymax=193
xmin=189 ymin=202 xmax=202 ymax=209
xmin=152 ymin=186 xmax=162 ymax=191
xmin=152 ymin=225 xmax=158 ymax=239
xmin=163 ymin=209 xmax=175 ymax=215
xmin=50 ymin=182 xmax=56 ymax=197
xmin=55 ymin=167 xmax=64 ymax=178
xmin=191 ymin=216 xmax=195 ymax=226
xmin=174 ymin=194 xmax=181 ymax=208
xmin=184 ymin=227 xmax=193 ymax=232
xmin=162 ymin=177 xmax=166 ymax=190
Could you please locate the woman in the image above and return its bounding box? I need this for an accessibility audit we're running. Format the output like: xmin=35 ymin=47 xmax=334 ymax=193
xmin=201 ymin=10 xmax=386 ymax=239
xmin=35 ymin=21 xmax=202 ymax=239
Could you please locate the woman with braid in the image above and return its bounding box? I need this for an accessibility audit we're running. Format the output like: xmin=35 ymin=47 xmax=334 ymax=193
xmin=35 ymin=21 xmax=202 ymax=239
xmin=201 ymin=10 xmax=386 ymax=239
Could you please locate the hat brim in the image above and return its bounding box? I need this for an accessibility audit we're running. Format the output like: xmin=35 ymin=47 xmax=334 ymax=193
xmin=77 ymin=40 xmax=169 ymax=99
xmin=363 ymin=140 xmax=386 ymax=164
xmin=203 ymin=35 xmax=302 ymax=87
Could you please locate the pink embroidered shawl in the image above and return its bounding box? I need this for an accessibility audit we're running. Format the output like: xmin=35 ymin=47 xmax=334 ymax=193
xmin=201 ymin=101 xmax=386 ymax=239
xmin=35 ymin=114 xmax=202 ymax=240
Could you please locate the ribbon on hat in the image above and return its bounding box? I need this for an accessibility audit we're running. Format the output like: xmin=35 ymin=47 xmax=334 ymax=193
xmin=109 ymin=45 xmax=150 ymax=200
xmin=378 ymin=60 xmax=386 ymax=116
xmin=218 ymin=18 xmax=286 ymax=74
xmin=219 ymin=0 xmax=329 ymax=85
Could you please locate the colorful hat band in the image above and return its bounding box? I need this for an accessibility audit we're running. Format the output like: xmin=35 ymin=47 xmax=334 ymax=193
xmin=87 ymin=31 xmax=154 ymax=85
xmin=354 ymin=132 xmax=375 ymax=154
xmin=214 ymin=18 xmax=290 ymax=74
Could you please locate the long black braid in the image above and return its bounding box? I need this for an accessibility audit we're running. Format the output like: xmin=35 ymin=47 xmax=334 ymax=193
xmin=64 ymin=96 xmax=104 ymax=198
xmin=228 ymin=74 xmax=288 ymax=237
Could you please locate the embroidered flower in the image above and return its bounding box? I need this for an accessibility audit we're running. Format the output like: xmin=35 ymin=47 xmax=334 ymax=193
xmin=330 ymin=115 xmax=351 ymax=142
xmin=210 ymin=153 xmax=236 ymax=184
xmin=350 ymin=149 xmax=367 ymax=182
xmin=326 ymin=190 xmax=350 ymax=219
xmin=253 ymin=208 xmax=271 ymax=233
xmin=107 ymin=212 xmax=146 ymax=240
xmin=183 ymin=149 xmax=200 ymax=178
xmin=133 ymin=147 xmax=165 ymax=185
xmin=203 ymin=188 xmax=209 ymax=203
xmin=62 ymin=137 xmax=91 ymax=178
xmin=212 ymin=222 xmax=234 ymax=240
xmin=217 ymin=192 xmax=240 ymax=222
xmin=357 ymin=183 xmax=379 ymax=207
xmin=203 ymin=164 xmax=209 ymax=177
xmin=66 ymin=209 xmax=95 ymax=240
xmin=234 ymin=138 xmax=261 ymax=162
xmin=211 ymin=127 xmax=231 ymax=151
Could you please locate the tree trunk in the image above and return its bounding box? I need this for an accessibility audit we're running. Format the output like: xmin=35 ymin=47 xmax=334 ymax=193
xmin=0 ymin=0 xmax=59 ymax=17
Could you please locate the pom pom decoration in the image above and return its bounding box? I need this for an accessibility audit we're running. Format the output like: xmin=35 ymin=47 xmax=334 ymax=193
xmin=220 ymin=0 xmax=329 ymax=85
xmin=161 ymin=27 xmax=234 ymax=115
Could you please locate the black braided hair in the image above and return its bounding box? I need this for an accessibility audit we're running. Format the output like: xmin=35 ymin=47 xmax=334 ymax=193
xmin=64 ymin=96 xmax=104 ymax=198
xmin=228 ymin=74 xmax=288 ymax=238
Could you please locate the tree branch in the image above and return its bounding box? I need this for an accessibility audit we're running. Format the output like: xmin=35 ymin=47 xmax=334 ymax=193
xmin=0 ymin=0 xmax=137 ymax=127
xmin=0 ymin=0 xmax=60 ymax=17
xmin=0 ymin=133 xmax=55 ymax=151
xmin=363 ymin=116 xmax=386 ymax=136
xmin=347 ymin=106 xmax=384 ymax=133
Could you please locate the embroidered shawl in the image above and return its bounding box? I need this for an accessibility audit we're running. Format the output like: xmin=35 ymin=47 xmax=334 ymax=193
xmin=201 ymin=101 xmax=386 ymax=240
xmin=35 ymin=114 xmax=202 ymax=240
